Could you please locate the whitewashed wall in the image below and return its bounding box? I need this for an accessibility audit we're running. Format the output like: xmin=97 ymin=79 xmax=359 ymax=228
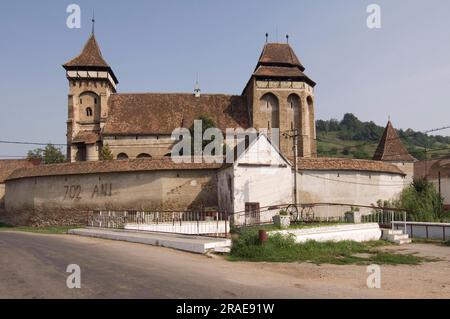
xmin=218 ymin=135 xmax=293 ymax=226
xmin=297 ymin=170 xmax=406 ymax=210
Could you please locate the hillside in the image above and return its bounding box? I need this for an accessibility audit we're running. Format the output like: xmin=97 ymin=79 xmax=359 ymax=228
xmin=316 ymin=114 xmax=450 ymax=160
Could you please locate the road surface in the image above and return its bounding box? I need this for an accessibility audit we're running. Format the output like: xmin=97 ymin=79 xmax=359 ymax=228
xmin=0 ymin=231 xmax=448 ymax=299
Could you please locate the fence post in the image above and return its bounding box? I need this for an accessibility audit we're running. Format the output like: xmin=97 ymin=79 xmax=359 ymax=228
xmin=404 ymin=211 xmax=407 ymax=234
xmin=391 ymin=211 xmax=394 ymax=230
xmin=216 ymin=212 xmax=219 ymax=237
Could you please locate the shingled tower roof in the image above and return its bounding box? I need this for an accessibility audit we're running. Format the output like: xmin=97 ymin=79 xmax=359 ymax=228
xmin=257 ymin=43 xmax=305 ymax=71
xmin=63 ymin=34 xmax=118 ymax=83
xmin=373 ymin=121 xmax=416 ymax=162
xmin=247 ymin=42 xmax=315 ymax=88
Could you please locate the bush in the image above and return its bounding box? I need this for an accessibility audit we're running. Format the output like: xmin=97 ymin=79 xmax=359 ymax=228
xmin=393 ymin=178 xmax=443 ymax=222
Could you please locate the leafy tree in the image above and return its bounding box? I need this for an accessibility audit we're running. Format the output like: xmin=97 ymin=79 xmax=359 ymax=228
xmin=27 ymin=144 xmax=66 ymax=164
xmin=189 ymin=116 xmax=220 ymax=154
xmin=393 ymin=178 xmax=443 ymax=222
xmin=100 ymin=143 xmax=114 ymax=160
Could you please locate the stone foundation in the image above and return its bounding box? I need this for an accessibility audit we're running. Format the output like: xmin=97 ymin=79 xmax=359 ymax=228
xmin=0 ymin=208 xmax=89 ymax=227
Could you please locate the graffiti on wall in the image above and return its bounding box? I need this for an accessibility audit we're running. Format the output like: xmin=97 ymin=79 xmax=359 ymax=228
xmin=63 ymin=184 xmax=113 ymax=201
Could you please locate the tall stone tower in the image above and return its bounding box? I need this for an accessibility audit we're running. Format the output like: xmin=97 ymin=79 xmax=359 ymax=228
xmin=243 ymin=41 xmax=316 ymax=158
xmin=63 ymin=33 xmax=118 ymax=162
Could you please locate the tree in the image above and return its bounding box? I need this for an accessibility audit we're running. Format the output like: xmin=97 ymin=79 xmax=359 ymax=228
xmin=100 ymin=143 xmax=114 ymax=160
xmin=393 ymin=178 xmax=443 ymax=222
xmin=189 ymin=116 xmax=220 ymax=154
xmin=27 ymin=144 xmax=66 ymax=164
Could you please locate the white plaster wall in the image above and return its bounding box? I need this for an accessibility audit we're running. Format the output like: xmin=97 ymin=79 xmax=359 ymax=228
xmin=232 ymin=165 xmax=292 ymax=224
xmin=271 ymin=223 xmax=382 ymax=243
xmin=297 ymin=170 xmax=406 ymax=208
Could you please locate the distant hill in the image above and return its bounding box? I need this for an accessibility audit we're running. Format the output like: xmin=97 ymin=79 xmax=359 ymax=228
xmin=316 ymin=114 xmax=450 ymax=160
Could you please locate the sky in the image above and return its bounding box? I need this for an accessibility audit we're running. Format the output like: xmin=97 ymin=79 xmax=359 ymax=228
xmin=0 ymin=0 xmax=450 ymax=158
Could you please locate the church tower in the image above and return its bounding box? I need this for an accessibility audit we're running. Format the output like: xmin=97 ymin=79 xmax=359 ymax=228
xmin=243 ymin=38 xmax=316 ymax=158
xmin=373 ymin=121 xmax=416 ymax=184
xmin=63 ymin=31 xmax=118 ymax=162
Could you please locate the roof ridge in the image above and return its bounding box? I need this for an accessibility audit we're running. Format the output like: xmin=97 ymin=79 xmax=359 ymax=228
xmin=111 ymin=92 xmax=240 ymax=97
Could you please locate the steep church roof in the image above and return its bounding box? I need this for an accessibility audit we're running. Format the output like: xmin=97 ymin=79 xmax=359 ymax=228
xmin=373 ymin=121 xmax=416 ymax=162
xmin=63 ymin=34 xmax=118 ymax=83
xmin=249 ymin=42 xmax=316 ymax=87
xmin=257 ymin=43 xmax=305 ymax=70
xmin=103 ymin=93 xmax=250 ymax=136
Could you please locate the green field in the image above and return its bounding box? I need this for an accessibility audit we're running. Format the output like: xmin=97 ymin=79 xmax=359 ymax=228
xmin=317 ymin=131 xmax=450 ymax=160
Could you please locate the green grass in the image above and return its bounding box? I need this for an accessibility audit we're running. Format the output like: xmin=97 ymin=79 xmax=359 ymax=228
xmin=317 ymin=131 xmax=450 ymax=160
xmin=0 ymin=223 xmax=81 ymax=235
xmin=228 ymin=229 xmax=433 ymax=265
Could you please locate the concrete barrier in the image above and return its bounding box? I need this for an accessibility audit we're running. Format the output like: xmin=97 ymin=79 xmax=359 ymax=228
xmin=270 ymin=223 xmax=382 ymax=243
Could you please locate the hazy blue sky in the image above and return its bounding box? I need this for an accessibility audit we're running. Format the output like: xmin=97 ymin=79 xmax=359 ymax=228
xmin=1 ymin=0 xmax=450 ymax=157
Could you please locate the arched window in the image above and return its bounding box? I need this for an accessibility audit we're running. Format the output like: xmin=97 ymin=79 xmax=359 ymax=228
xmin=136 ymin=153 xmax=152 ymax=159
xmin=288 ymin=94 xmax=301 ymax=131
xmin=259 ymin=93 xmax=279 ymax=130
xmin=307 ymin=96 xmax=315 ymax=139
xmin=86 ymin=107 xmax=93 ymax=117
xmin=117 ymin=153 xmax=129 ymax=160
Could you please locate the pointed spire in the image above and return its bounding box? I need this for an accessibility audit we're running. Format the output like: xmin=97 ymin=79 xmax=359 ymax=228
xmin=64 ymin=34 xmax=109 ymax=68
xmin=373 ymin=121 xmax=416 ymax=162
xmin=63 ymin=32 xmax=118 ymax=84
xmin=194 ymin=73 xmax=201 ymax=98
xmin=91 ymin=9 xmax=95 ymax=35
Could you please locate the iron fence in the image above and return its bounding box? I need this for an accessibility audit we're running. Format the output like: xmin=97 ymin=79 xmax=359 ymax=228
xmin=88 ymin=210 xmax=230 ymax=237
xmin=231 ymin=202 xmax=408 ymax=230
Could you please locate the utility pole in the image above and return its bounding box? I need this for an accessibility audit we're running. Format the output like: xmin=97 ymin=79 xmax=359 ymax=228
xmin=438 ymin=171 xmax=441 ymax=198
xmin=284 ymin=129 xmax=300 ymax=207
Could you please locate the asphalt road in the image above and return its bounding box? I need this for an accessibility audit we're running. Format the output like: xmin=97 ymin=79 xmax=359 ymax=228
xmin=0 ymin=231 xmax=448 ymax=299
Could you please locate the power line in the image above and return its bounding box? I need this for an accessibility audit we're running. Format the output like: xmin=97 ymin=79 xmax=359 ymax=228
xmin=0 ymin=140 xmax=66 ymax=147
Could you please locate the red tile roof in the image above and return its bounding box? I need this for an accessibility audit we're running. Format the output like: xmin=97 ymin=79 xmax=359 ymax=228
xmin=64 ymin=34 xmax=109 ymax=68
xmin=63 ymin=34 xmax=118 ymax=84
xmin=0 ymin=160 xmax=39 ymax=183
xmin=258 ymin=43 xmax=305 ymax=71
xmin=294 ymin=157 xmax=405 ymax=175
xmin=72 ymin=131 xmax=100 ymax=145
xmin=103 ymin=93 xmax=250 ymax=135
xmin=373 ymin=121 xmax=416 ymax=162
xmin=253 ymin=65 xmax=316 ymax=86
xmin=6 ymin=159 xmax=223 ymax=181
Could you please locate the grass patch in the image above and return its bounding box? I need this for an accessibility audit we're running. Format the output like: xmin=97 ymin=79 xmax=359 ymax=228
xmin=0 ymin=223 xmax=81 ymax=235
xmin=228 ymin=229 xmax=431 ymax=265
